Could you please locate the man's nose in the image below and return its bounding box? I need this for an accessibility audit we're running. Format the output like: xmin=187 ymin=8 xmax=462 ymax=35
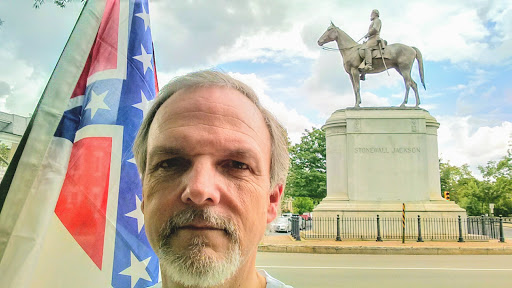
xmin=181 ymin=161 xmax=221 ymax=206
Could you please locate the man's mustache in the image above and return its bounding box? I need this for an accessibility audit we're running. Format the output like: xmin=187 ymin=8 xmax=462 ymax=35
xmin=158 ymin=207 xmax=239 ymax=248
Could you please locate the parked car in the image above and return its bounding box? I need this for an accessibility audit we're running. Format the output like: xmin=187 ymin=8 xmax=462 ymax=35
xmin=272 ymin=216 xmax=291 ymax=233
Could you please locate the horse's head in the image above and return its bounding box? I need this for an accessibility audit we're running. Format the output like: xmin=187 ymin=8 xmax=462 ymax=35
xmin=317 ymin=22 xmax=338 ymax=46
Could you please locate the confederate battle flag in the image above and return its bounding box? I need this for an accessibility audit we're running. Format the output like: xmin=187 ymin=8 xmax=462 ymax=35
xmin=0 ymin=1 xmax=159 ymax=287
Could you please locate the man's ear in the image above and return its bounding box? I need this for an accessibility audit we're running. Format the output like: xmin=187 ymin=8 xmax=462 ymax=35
xmin=267 ymin=183 xmax=284 ymax=224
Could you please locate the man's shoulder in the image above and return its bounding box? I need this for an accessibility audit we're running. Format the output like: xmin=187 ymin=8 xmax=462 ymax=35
xmin=258 ymin=269 xmax=294 ymax=288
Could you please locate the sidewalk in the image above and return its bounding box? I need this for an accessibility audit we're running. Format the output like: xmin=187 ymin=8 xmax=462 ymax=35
xmin=258 ymin=235 xmax=512 ymax=255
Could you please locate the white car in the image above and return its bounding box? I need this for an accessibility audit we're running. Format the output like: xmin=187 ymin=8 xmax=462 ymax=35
xmin=272 ymin=217 xmax=291 ymax=233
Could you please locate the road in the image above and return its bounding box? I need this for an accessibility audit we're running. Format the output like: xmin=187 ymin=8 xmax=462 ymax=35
xmin=255 ymin=253 xmax=512 ymax=288
xmin=503 ymin=226 xmax=512 ymax=238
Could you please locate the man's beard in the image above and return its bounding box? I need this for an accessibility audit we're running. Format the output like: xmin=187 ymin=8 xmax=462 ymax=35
xmin=157 ymin=207 xmax=242 ymax=287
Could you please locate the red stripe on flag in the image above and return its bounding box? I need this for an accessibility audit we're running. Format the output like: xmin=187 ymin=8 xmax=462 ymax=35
xmin=55 ymin=137 xmax=112 ymax=270
xmin=89 ymin=0 xmax=119 ymax=75
xmin=70 ymin=51 xmax=92 ymax=99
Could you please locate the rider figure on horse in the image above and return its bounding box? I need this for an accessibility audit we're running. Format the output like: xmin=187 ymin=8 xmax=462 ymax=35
xmin=360 ymin=9 xmax=382 ymax=80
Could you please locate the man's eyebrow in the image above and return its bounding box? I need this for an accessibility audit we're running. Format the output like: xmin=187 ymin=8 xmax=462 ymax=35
xmin=225 ymin=149 xmax=258 ymax=160
xmin=147 ymin=146 xmax=184 ymax=158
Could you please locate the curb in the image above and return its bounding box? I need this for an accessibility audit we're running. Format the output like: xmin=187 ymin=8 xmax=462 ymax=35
xmin=258 ymin=244 xmax=512 ymax=255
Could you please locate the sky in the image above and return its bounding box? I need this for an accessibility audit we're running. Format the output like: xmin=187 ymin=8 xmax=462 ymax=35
xmin=0 ymin=0 xmax=511 ymax=177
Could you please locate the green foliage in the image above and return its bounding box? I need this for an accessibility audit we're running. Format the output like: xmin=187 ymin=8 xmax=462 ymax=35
xmin=280 ymin=195 xmax=292 ymax=213
xmin=0 ymin=144 xmax=10 ymax=167
xmin=439 ymin=159 xmax=473 ymax=201
xmin=285 ymin=128 xmax=326 ymax=203
xmin=292 ymin=197 xmax=314 ymax=215
xmin=441 ymin=152 xmax=512 ymax=216
xmin=33 ymin=0 xmax=86 ymax=9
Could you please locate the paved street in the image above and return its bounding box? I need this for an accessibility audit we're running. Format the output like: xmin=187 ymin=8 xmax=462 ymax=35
xmin=256 ymin=252 xmax=512 ymax=288
xmin=503 ymin=226 xmax=512 ymax=238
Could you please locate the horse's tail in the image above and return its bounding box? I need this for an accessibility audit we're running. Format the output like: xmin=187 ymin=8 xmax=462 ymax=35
xmin=412 ymin=47 xmax=426 ymax=90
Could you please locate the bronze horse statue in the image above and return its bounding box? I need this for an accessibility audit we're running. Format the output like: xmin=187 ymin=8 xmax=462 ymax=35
xmin=317 ymin=22 xmax=425 ymax=107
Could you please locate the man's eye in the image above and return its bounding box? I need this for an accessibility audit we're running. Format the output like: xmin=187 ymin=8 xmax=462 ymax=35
xmin=157 ymin=157 xmax=188 ymax=171
xmin=227 ymin=160 xmax=249 ymax=170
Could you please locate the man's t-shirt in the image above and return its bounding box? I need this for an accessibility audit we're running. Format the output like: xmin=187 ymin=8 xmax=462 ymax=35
xmin=258 ymin=269 xmax=294 ymax=288
xmin=148 ymin=270 xmax=293 ymax=288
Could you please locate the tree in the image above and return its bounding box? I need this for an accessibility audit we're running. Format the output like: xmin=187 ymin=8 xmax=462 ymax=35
xmin=439 ymin=159 xmax=473 ymax=202
xmin=33 ymin=0 xmax=86 ymax=8
xmin=0 ymin=143 xmax=10 ymax=167
xmin=285 ymin=127 xmax=326 ymax=203
xmin=292 ymin=197 xmax=314 ymax=215
xmin=476 ymin=152 xmax=512 ymax=216
xmin=0 ymin=1 xmax=86 ymax=32
xmin=449 ymin=152 xmax=512 ymax=216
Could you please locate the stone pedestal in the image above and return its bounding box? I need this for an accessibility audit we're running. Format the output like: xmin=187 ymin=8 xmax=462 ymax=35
xmin=314 ymin=107 xmax=465 ymax=218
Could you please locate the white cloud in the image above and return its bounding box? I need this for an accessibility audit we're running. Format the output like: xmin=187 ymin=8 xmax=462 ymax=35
xmin=148 ymin=0 xmax=510 ymax=74
xmin=150 ymin=0 xmax=292 ymax=71
xmin=215 ymin=23 xmax=317 ymax=64
xmin=437 ymin=116 xmax=512 ymax=175
xmin=0 ymin=48 xmax=47 ymax=116
xmin=228 ymin=72 xmax=317 ymax=143
xmin=0 ymin=1 xmax=83 ymax=116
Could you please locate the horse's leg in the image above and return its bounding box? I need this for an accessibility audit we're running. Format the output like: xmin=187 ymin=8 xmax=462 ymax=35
xmin=410 ymin=79 xmax=420 ymax=107
xmin=350 ymin=68 xmax=361 ymax=107
xmin=399 ymin=68 xmax=412 ymax=108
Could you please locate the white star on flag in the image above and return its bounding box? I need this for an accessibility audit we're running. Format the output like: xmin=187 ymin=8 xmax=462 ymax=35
xmin=135 ymin=4 xmax=150 ymax=31
xmin=132 ymin=90 xmax=154 ymax=119
xmin=125 ymin=194 xmax=145 ymax=233
xmin=85 ymin=90 xmax=110 ymax=119
xmin=133 ymin=44 xmax=153 ymax=75
xmin=119 ymin=252 xmax=152 ymax=288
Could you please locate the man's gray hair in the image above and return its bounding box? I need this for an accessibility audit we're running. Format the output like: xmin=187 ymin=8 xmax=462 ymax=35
xmin=372 ymin=9 xmax=380 ymax=17
xmin=133 ymin=70 xmax=290 ymax=189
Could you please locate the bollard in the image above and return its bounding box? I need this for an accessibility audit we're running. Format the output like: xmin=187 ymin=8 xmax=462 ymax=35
xmin=291 ymin=216 xmax=295 ymax=239
xmin=376 ymin=215 xmax=382 ymax=242
xmin=295 ymin=216 xmax=301 ymax=241
xmin=290 ymin=216 xmax=297 ymax=240
xmin=458 ymin=215 xmax=465 ymax=243
xmin=481 ymin=215 xmax=487 ymax=236
xmin=293 ymin=216 xmax=297 ymax=239
xmin=499 ymin=216 xmax=505 ymax=243
xmin=336 ymin=214 xmax=342 ymax=241
xmin=290 ymin=216 xmax=295 ymax=239
xmin=417 ymin=215 xmax=424 ymax=242
xmin=290 ymin=217 xmax=294 ymax=238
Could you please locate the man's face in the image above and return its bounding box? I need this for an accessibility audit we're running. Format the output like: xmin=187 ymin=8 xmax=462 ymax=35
xmin=142 ymin=86 xmax=280 ymax=286
xmin=371 ymin=12 xmax=377 ymax=20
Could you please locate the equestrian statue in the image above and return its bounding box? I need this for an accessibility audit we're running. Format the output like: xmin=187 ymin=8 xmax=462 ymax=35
xmin=317 ymin=9 xmax=425 ymax=108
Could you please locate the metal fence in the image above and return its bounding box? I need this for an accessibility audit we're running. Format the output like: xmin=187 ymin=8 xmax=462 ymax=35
xmin=292 ymin=215 xmax=506 ymax=242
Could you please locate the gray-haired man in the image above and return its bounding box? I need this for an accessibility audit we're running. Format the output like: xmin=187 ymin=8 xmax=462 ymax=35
xmin=133 ymin=70 xmax=293 ymax=288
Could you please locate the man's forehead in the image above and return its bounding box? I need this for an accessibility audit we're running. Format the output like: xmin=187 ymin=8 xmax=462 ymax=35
xmin=161 ymin=86 xmax=261 ymax=118
xmin=149 ymin=85 xmax=271 ymax=151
